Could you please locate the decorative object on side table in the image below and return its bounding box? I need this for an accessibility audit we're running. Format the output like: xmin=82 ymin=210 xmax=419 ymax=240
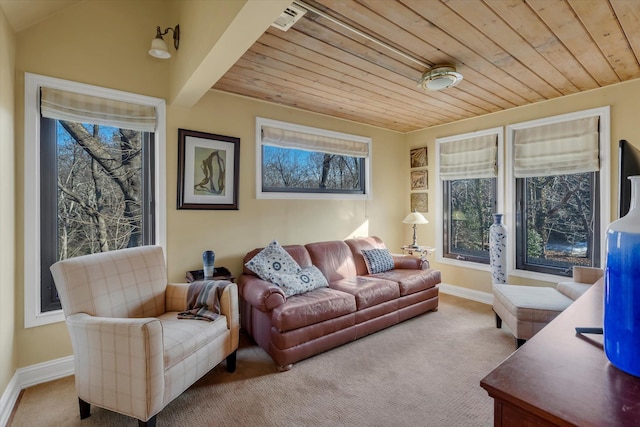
xmin=604 ymin=175 xmax=640 ymax=377
xmin=403 ymin=210 xmax=429 ymax=249
xmin=186 ymin=267 xmax=235 ymax=283
xmin=202 ymin=250 xmax=215 ymax=278
xmin=489 ymin=213 xmax=507 ymax=284
xmin=401 ymin=245 xmax=434 ymax=262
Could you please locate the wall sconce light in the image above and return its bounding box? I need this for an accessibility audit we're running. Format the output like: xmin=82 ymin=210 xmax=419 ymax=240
xmin=148 ymin=25 xmax=180 ymax=59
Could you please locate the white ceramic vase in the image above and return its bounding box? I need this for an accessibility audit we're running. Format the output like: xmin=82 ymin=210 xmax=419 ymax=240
xmin=489 ymin=213 xmax=507 ymax=284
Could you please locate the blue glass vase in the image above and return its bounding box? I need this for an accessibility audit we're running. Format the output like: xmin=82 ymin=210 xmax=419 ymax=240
xmin=202 ymin=250 xmax=215 ymax=279
xmin=604 ymin=176 xmax=640 ymax=377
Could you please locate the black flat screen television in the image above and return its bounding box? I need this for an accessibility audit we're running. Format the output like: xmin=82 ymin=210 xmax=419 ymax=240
xmin=618 ymin=139 xmax=640 ymax=217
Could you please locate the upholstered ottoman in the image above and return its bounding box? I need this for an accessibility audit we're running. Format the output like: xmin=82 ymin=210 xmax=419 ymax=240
xmin=493 ymin=284 xmax=574 ymax=347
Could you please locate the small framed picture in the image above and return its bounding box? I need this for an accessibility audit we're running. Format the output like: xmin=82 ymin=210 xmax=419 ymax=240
xmin=411 ymin=170 xmax=428 ymax=190
xmin=177 ymin=129 xmax=240 ymax=210
xmin=410 ymin=147 xmax=428 ymax=168
xmin=411 ymin=193 xmax=428 ymax=213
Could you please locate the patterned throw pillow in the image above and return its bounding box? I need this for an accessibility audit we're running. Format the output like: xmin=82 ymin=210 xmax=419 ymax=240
xmin=361 ymin=248 xmax=395 ymax=274
xmin=245 ymin=241 xmax=301 ymax=282
xmin=271 ymin=265 xmax=329 ymax=297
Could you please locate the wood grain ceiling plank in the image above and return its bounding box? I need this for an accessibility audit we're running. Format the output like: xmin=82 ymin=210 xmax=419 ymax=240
xmin=486 ymin=0 xmax=598 ymax=91
xmin=237 ymin=49 xmax=451 ymax=124
xmin=399 ymin=0 xmax=553 ymax=101
xmin=247 ymin=35 xmax=461 ymax=123
xmin=232 ymin=57 xmax=425 ymax=125
xmin=215 ymin=72 xmax=424 ymax=131
xmin=567 ymin=0 xmax=640 ymax=80
xmin=292 ymin=15 xmax=513 ymax=112
xmin=306 ymin=0 xmax=511 ymax=114
xmin=609 ymin=0 xmax=640 ymax=71
xmin=444 ymin=0 xmax=578 ymax=96
xmin=527 ymin=0 xmax=620 ymax=86
xmin=258 ymin=30 xmax=474 ymax=120
xmin=312 ymin=0 xmax=518 ymax=110
xmin=353 ymin=0 xmax=530 ymax=107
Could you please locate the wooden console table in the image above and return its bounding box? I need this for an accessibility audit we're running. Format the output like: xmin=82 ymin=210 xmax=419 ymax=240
xmin=480 ymin=278 xmax=640 ymax=426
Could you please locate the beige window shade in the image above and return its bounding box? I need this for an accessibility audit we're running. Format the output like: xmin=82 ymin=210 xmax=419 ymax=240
xmin=513 ymin=116 xmax=599 ymax=178
xmin=40 ymin=87 xmax=156 ymax=132
xmin=262 ymin=125 xmax=369 ymax=158
xmin=439 ymin=134 xmax=497 ymax=180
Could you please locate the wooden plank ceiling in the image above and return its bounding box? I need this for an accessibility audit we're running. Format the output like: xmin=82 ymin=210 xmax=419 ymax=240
xmin=213 ymin=0 xmax=640 ymax=133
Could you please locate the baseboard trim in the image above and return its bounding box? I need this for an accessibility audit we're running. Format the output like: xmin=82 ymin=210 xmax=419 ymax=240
xmin=0 ymin=356 xmax=74 ymax=427
xmin=439 ymin=283 xmax=493 ymax=305
xmin=0 ymin=373 xmax=20 ymax=427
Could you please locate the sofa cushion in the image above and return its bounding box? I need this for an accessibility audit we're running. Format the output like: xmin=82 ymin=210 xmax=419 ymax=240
xmin=371 ymin=268 xmax=440 ymax=296
xmin=330 ymin=276 xmax=399 ymax=309
xmin=306 ymin=240 xmax=358 ymax=282
xmin=245 ymin=240 xmax=301 ymax=282
xmin=158 ymin=312 xmax=230 ymax=369
xmin=271 ymin=287 xmax=356 ymax=332
xmin=272 ymin=265 xmax=329 ymax=298
xmin=361 ymin=248 xmax=395 ymax=274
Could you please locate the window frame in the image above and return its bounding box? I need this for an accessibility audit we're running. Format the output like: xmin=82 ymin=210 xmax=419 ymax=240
xmin=506 ymin=106 xmax=610 ymax=282
xmin=255 ymin=117 xmax=372 ymax=200
xmin=435 ymin=127 xmax=504 ymax=270
xmin=24 ymin=73 xmax=167 ymax=328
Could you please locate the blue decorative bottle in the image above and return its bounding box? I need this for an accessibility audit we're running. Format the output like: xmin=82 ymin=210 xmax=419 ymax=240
xmin=202 ymin=250 xmax=215 ymax=279
xmin=604 ymin=176 xmax=640 ymax=377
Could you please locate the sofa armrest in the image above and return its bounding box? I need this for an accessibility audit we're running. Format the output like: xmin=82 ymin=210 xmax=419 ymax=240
xmin=391 ymin=254 xmax=429 ymax=270
xmin=237 ymin=275 xmax=286 ymax=312
xmin=572 ymin=266 xmax=603 ymax=284
xmin=65 ymin=313 xmax=164 ymax=420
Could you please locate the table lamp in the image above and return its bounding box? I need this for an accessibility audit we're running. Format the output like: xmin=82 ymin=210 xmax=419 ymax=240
xmin=403 ymin=211 xmax=429 ymax=248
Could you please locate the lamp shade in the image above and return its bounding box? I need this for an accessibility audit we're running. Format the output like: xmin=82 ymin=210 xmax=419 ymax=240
xmin=149 ymin=37 xmax=171 ymax=59
xmin=403 ymin=211 xmax=428 ymax=225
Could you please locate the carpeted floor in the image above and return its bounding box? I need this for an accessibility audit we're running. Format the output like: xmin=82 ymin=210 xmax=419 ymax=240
xmin=9 ymin=293 xmax=515 ymax=427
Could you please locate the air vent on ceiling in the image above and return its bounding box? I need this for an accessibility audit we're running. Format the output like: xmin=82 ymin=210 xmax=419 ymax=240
xmin=271 ymin=4 xmax=307 ymax=31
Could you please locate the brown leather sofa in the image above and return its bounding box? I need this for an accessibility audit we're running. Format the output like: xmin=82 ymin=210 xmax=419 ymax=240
xmin=238 ymin=236 xmax=441 ymax=370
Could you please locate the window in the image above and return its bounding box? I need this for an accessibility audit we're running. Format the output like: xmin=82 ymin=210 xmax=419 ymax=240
xmin=508 ymin=107 xmax=609 ymax=278
xmin=24 ymin=73 xmax=167 ymax=327
xmin=256 ymin=117 xmax=371 ymax=199
xmin=436 ymin=128 xmax=503 ymax=266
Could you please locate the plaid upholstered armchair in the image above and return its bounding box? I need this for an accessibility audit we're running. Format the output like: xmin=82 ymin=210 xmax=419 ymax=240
xmin=50 ymin=246 xmax=239 ymax=427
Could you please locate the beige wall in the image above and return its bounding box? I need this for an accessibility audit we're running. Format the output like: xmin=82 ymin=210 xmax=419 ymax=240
xmin=166 ymin=91 xmax=407 ymax=279
xmin=7 ymin=0 xmax=640 ymax=372
xmin=0 ymin=5 xmax=16 ymax=393
xmin=407 ymin=79 xmax=640 ymax=294
xmin=12 ymin=0 xmax=409 ymax=368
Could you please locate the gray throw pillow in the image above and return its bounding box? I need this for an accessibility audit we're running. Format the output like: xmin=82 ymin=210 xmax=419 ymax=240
xmin=361 ymin=248 xmax=395 ymax=274
xmin=271 ymin=265 xmax=329 ymax=297
xmin=245 ymin=240 xmax=301 ymax=282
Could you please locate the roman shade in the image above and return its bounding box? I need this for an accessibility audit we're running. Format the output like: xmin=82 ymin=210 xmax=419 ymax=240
xmin=513 ymin=116 xmax=599 ymax=178
xmin=261 ymin=125 xmax=369 ymax=158
xmin=40 ymin=87 xmax=156 ymax=132
xmin=439 ymin=133 xmax=498 ymax=180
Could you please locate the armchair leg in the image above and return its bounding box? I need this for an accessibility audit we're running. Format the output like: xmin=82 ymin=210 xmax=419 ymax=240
xmin=78 ymin=397 xmax=91 ymax=419
xmin=226 ymin=350 xmax=237 ymax=373
xmin=494 ymin=311 xmax=502 ymax=329
xmin=139 ymin=415 xmax=156 ymax=427
xmin=516 ymin=338 xmax=526 ymax=348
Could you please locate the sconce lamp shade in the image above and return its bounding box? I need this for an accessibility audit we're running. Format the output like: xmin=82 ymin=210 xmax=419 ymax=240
xmin=149 ymin=25 xmax=180 ymax=59
xmin=403 ymin=211 xmax=429 ymax=225
xmin=149 ymin=37 xmax=171 ymax=59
